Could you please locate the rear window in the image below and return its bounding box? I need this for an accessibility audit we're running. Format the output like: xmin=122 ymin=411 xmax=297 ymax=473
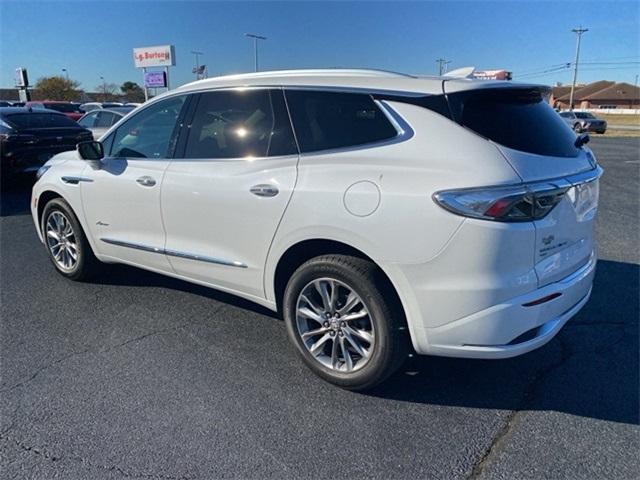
xmin=46 ymin=103 xmax=81 ymax=113
xmin=4 ymin=113 xmax=80 ymax=129
xmin=285 ymin=90 xmax=398 ymax=153
xmin=575 ymin=112 xmax=595 ymax=119
xmin=448 ymin=88 xmax=580 ymax=158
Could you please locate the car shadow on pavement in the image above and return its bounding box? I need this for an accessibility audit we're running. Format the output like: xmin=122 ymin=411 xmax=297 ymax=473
xmin=92 ymin=257 xmax=638 ymax=426
xmin=1 ymin=176 xmax=34 ymax=217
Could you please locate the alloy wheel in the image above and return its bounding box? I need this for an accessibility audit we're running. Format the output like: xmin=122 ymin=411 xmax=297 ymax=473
xmin=295 ymin=278 xmax=375 ymax=372
xmin=45 ymin=211 xmax=79 ymax=271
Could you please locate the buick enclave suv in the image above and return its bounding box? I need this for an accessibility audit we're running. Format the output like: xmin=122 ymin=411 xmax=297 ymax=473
xmin=31 ymin=69 xmax=601 ymax=389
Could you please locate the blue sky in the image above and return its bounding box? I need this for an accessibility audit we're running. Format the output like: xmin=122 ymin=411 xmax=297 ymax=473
xmin=1 ymin=1 xmax=638 ymax=91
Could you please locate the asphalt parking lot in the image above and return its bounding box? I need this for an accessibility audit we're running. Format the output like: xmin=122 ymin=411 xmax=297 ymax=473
xmin=1 ymin=137 xmax=638 ymax=480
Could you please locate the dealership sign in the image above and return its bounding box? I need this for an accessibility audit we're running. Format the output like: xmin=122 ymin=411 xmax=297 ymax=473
xmin=133 ymin=45 xmax=175 ymax=68
xmin=144 ymin=71 xmax=167 ymax=88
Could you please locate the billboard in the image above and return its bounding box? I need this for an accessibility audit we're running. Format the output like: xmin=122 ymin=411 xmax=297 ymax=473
xmin=133 ymin=45 xmax=175 ymax=68
xmin=15 ymin=67 xmax=29 ymax=87
xmin=144 ymin=71 xmax=167 ymax=88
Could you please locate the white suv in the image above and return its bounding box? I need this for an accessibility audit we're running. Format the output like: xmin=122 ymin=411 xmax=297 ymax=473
xmin=32 ymin=69 xmax=601 ymax=390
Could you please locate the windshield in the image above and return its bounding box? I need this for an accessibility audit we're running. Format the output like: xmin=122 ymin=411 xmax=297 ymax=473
xmin=447 ymin=88 xmax=580 ymax=158
xmin=575 ymin=112 xmax=596 ymax=119
xmin=4 ymin=112 xmax=80 ymax=128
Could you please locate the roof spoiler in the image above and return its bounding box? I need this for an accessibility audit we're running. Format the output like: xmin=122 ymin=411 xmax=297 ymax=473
xmin=443 ymin=67 xmax=476 ymax=79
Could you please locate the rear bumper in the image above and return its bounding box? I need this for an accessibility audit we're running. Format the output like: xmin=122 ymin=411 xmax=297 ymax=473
xmin=419 ymin=252 xmax=596 ymax=358
xmin=2 ymin=145 xmax=75 ymax=175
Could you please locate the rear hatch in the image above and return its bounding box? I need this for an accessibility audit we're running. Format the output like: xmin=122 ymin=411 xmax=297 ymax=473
xmin=444 ymin=83 xmax=601 ymax=287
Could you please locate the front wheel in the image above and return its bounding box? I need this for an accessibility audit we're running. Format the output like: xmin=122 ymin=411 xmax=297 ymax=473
xmin=41 ymin=198 xmax=99 ymax=281
xmin=573 ymin=123 xmax=583 ymax=133
xmin=283 ymin=254 xmax=408 ymax=390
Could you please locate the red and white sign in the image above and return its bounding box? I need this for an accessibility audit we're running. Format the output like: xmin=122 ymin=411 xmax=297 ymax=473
xmin=133 ymin=45 xmax=175 ymax=68
xmin=473 ymin=69 xmax=512 ymax=81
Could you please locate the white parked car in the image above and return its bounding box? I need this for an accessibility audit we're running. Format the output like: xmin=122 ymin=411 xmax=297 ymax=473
xmin=77 ymin=107 xmax=136 ymax=138
xmin=32 ymin=69 xmax=601 ymax=390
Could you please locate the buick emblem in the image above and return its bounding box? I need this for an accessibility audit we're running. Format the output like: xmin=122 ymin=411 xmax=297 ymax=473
xmin=542 ymin=235 xmax=555 ymax=245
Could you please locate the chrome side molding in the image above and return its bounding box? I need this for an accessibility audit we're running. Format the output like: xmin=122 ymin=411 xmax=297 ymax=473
xmin=101 ymin=238 xmax=163 ymax=254
xmin=100 ymin=238 xmax=248 ymax=268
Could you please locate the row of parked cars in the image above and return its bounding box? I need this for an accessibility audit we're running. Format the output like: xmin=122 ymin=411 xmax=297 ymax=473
xmin=0 ymin=101 xmax=138 ymax=180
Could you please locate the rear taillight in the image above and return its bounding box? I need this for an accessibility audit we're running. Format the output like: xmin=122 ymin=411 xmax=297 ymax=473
xmin=433 ymin=181 xmax=571 ymax=222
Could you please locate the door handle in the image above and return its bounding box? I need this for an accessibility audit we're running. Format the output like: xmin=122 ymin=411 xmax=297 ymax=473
xmin=250 ymin=184 xmax=279 ymax=197
xmin=136 ymin=176 xmax=156 ymax=187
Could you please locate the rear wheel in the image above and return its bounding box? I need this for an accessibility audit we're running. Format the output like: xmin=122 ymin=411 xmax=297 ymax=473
xmin=283 ymin=254 xmax=408 ymax=390
xmin=41 ymin=198 xmax=99 ymax=281
xmin=573 ymin=123 xmax=582 ymax=133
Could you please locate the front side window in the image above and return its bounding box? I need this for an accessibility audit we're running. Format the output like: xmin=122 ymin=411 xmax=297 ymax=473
xmin=78 ymin=111 xmax=99 ymax=128
xmin=183 ymin=89 xmax=296 ymax=159
xmin=285 ymin=90 xmax=398 ymax=153
xmin=111 ymin=95 xmax=186 ymax=158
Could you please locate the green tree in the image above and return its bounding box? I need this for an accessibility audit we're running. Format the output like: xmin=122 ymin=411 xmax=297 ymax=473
xmin=34 ymin=76 xmax=82 ymax=101
xmin=120 ymin=81 xmax=145 ymax=103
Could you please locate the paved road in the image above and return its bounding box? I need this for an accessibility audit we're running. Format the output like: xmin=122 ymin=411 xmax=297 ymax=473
xmin=1 ymin=138 xmax=638 ymax=479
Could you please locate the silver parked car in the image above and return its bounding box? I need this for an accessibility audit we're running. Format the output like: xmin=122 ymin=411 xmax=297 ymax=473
xmin=559 ymin=111 xmax=607 ymax=134
xmin=77 ymin=107 xmax=135 ymax=138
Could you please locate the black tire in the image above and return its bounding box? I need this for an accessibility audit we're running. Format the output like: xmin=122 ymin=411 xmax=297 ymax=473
xmin=573 ymin=123 xmax=582 ymax=133
xmin=40 ymin=198 xmax=100 ymax=281
xmin=283 ymin=254 xmax=408 ymax=390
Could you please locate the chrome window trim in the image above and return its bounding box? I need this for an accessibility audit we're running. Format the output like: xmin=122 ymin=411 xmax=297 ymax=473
xmin=100 ymin=238 xmax=247 ymax=268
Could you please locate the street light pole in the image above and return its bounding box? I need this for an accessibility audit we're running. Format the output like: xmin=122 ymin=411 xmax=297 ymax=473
xmin=245 ymin=33 xmax=267 ymax=72
xmin=568 ymin=26 xmax=588 ymax=111
xmin=100 ymin=76 xmax=106 ymax=101
xmin=191 ymin=50 xmax=203 ymax=80
xmin=62 ymin=68 xmax=69 ymax=80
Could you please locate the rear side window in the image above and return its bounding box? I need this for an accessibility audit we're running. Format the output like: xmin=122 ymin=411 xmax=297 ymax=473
xmin=96 ymin=112 xmax=116 ymax=128
xmin=183 ymin=89 xmax=296 ymax=159
xmin=448 ymin=88 xmax=579 ymax=157
xmin=285 ymin=90 xmax=398 ymax=153
xmin=4 ymin=113 xmax=79 ymax=128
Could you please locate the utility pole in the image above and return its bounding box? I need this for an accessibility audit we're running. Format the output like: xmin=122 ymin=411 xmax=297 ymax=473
xmin=436 ymin=58 xmax=451 ymax=76
xmin=568 ymin=26 xmax=588 ymax=110
xmin=245 ymin=33 xmax=267 ymax=72
xmin=191 ymin=51 xmax=204 ymax=80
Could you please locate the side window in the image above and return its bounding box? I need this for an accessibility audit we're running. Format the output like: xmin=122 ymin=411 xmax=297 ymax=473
xmin=111 ymin=95 xmax=187 ymax=158
xmin=96 ymin=112 xmax=116 ymax=128
xmin=183 ymin=89 xmax=296 ymax=159
xmin=78 ymin=111 xmax=98 ymax=128
xmin=285 ymin=90 xmax=398 ymax=153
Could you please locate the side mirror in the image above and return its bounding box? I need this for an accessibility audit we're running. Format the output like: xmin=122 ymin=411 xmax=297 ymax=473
xmin=77 ymin=140 xmax=104 ymax=161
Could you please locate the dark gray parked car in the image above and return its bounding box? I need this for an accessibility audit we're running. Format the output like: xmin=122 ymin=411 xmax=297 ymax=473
xmin=559 ymin=111 xmax=607 ymax=134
